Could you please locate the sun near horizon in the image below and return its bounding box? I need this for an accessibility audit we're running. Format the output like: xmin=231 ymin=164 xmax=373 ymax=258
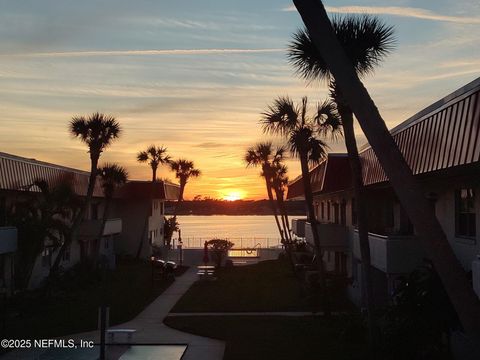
xmin=221 ymin=190 xmax=246 ymax=201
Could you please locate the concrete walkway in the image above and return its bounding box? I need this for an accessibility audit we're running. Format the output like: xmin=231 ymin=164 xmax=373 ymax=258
xmin=1 ymin=268 xmax=225 ymax=360
xmin=70 ymin=267 xmax=225 ymax=360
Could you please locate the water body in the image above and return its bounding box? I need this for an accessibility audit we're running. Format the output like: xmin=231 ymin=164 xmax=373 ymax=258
xmin=175 ymin=215 xmax=303 ymax=248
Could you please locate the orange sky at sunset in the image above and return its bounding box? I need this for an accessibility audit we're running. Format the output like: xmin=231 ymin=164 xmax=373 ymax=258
xmin=0 ymin=1 xmax=478 ymax=200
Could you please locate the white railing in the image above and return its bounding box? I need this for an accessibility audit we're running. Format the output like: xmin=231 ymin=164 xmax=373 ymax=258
xmin=292 ymin=219 xmax=306 ymax=237
xmin=174 ymin=237 xmax=281 ymax=249
xmin=305 ymin=222 xmax=349 ymax=249
xmin=104 ymin=218 xmax=122 ymax=235
xmin=352 ymin=231 xmax=424 ymax=274
xmin=0 ymin=227 xmax=17 ymax=254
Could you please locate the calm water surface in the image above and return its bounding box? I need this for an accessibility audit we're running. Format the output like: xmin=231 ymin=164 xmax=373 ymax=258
xmin=175 ymin=215 xmax=300 ymax=248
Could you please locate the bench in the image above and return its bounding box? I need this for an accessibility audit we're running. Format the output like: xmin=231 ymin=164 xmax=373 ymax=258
xmin=197 ymin=265 xmax=216 ymax=279
xmin=106 ymin=329 xmax=136 ymax=343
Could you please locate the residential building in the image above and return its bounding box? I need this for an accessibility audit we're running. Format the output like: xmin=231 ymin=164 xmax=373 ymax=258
xmin=288 ymin=77 xmax=480 ymax=305
xmin=0 ymin=152 xmax=179 ymax=291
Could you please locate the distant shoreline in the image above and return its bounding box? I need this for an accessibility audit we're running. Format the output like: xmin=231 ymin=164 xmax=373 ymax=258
xmin=165 ymin=199 xmax=306 ymax=217
xmin=168 ymin=213 xmax=307 ymax=216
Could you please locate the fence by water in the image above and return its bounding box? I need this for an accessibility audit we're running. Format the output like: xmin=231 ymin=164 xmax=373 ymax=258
xmin=172 ymin=237 xmax=282 ymax=249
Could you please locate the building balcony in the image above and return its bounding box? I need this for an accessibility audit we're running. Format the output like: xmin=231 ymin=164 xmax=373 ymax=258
xmin=291 ymin=218 xmax=306 ymax=237
xmin=79 ymin=218 xmax=122 ymax=240
xmin=0 ymin=227 xmax=17 ymax=254
xmin=352 ymin=230 xmax=424 ymax=274
xmin=305 ymin=222 xmax=349 ymax=250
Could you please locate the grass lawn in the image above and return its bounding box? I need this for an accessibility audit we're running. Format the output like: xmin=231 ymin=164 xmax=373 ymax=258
xmin=172 ymin=259 xmax=310 ymax=312
xmin=164 ymin=315 xmax=368 ymax=360
xmin=3 ymin=259 xmax=188 ymax=340
xmin=172 ymin=258 xmax=352 ymax=313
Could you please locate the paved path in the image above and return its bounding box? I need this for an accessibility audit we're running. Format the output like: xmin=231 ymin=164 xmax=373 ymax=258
xmin=71 ymin=267 xmax=225 ymax=360
xmin=2 ymin=268 xmax=225 ymax=360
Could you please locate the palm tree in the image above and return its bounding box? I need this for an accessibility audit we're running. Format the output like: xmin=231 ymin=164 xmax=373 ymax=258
xmin=244 ymin=142 xmax=287 ymax=244
xmin=166 ymin=159 xmax=201 ymax=247
xmin=137 ymin=145 xmax=171 ymax=182
xmin=51 ymin=113 xmax=121 ymax=273
xmin=292 ymin=0 xmax=480 ymax=338
xmin=169 ymin=159 xmax=201 ymax=204
xmin=288 ymin=15 xmax=395 ymax=343
xmin=135 ymin=145 xmax=170 ymax=257
xmin=91 ymin=163 xmax=128 ymax=266
xmin=261 ymin=96 xmax=341 ymax=314
xmin=9 ymin=178 xmax=80 ymax=289
xmin=271 ymin=162 xmax=292 ymax=242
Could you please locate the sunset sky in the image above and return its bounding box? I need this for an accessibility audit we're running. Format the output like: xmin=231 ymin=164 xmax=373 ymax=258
xmin=0 ymin=1 xmax=479 ymax=200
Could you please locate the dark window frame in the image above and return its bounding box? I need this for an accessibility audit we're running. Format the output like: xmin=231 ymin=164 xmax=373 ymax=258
xmin=455 ymin=188 xmax=476 ymax=240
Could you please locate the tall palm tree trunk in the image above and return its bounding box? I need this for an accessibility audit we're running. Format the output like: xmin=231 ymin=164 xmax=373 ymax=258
xmin=264 ymin=176 xmax=285 ymax=243
xmin=173 ymin=182 xmax=186 ymax=217
xmin=92 ymin=197 xmax=112 ymax=267
xmin=340 ymin=104 xmax=378 ymax=350
xmin=51 ymin=157 xmax=99 ymax=273
xmin=152 ymin=166 xmax=157 ymax=183
xmin=275 ymin=188 xmax=291 ymax=242
xmin=299 ymin=153 xmax=330 ymax=315
xmin=136 ymin=175 xmax=154 ymax=259
xmin=293 ymin=0 xmax=480 ymax=337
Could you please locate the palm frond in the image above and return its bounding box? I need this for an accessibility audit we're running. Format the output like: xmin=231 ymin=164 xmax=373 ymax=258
xmin=315 ymin=98 xmax=343 ymax=141
xmin=287 ymin=15 xmax=395 ymax=81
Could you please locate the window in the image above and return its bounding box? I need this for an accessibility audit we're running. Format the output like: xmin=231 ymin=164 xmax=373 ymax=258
xmin=104 ymin=237 xmax=109 ymax=249
xmin=455 ymin=188 xmax=476 ymax=238
xmin=42 ymin=248 xmax=52 ymax=267
xmin=333 ymin=203 xmax=340 ymax=224
xmin=321 ymin=202 xmax=325 ymax=219
xmin=327 ymin=202 xmax=331 ymax=221
xmin=62 ymin=245 xmax=71 ymax=262
xmin=351 ymin=198 xmax=357 ymax=226
xmin=91 ymin=203 xmax=99 ymax=220
xmin=0 ymin=197 xmax=6 ymax=226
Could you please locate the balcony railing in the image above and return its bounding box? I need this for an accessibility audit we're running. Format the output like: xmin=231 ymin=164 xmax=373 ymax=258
xmin=352 ymin=230 xmax=424 ymax=274
xmin=291 ymin=218 xmax=306 ymax=237
xmin=79 ymin=218 xmax=122 ymax=240
xmin=305 ymin=222 xmax=349 ymax=250
xmin=0 ymin=227 xmax=17 ymax=254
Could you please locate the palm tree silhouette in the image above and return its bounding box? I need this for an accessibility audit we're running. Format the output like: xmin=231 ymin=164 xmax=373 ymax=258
xmin=92 ymin=163 xmax=128 ymax=266
xmin=288 ymin=15 xmax=394 ymax=341
xmin=135 ymin=145 xmax=170 ymax=257
xmin=52 ymin=113 xmax=121 ymax=272
xmin=10 ymin=178 xmax=80 ymax=289
xmin=271 ymin=160 xmax=291 ymax=242
xmin=293 ymin=0 xmax=480 ymax=340
xmin=169 ymin=159 xmax=201 ymax=203
xmin=137 ymin=145 xmax=171 ymax=182
xmin=261 ymin=96 xmax=341 ymax=314
xmin=245 ymin=143 xmax=287 ymax=243
xmin=166 ymin=159 xmax=201 ymax=247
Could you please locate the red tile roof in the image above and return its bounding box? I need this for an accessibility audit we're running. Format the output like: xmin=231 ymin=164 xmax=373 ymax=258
xmin=0 ymin=152 xmax=179 ymax=200
xmin=360 ymin=77 xmax=480 ymax=185
xmin=286 ymin=154 xmax=352 ymax=199
xmin=287 ymin=76 xmax=480 ymax=197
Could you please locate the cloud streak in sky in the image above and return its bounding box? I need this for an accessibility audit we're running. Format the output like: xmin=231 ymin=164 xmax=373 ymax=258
xmin=3 ymin=48 xmax=285 ymax=58
xmin=283 ymin=5 xmax=480 ymax=24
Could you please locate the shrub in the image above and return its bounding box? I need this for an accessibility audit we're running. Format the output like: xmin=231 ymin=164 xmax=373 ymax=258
xmin=206 ymin=239 xmax=234 ymax=267
xmin=380 ymin=262 xmax=460 ymax=359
